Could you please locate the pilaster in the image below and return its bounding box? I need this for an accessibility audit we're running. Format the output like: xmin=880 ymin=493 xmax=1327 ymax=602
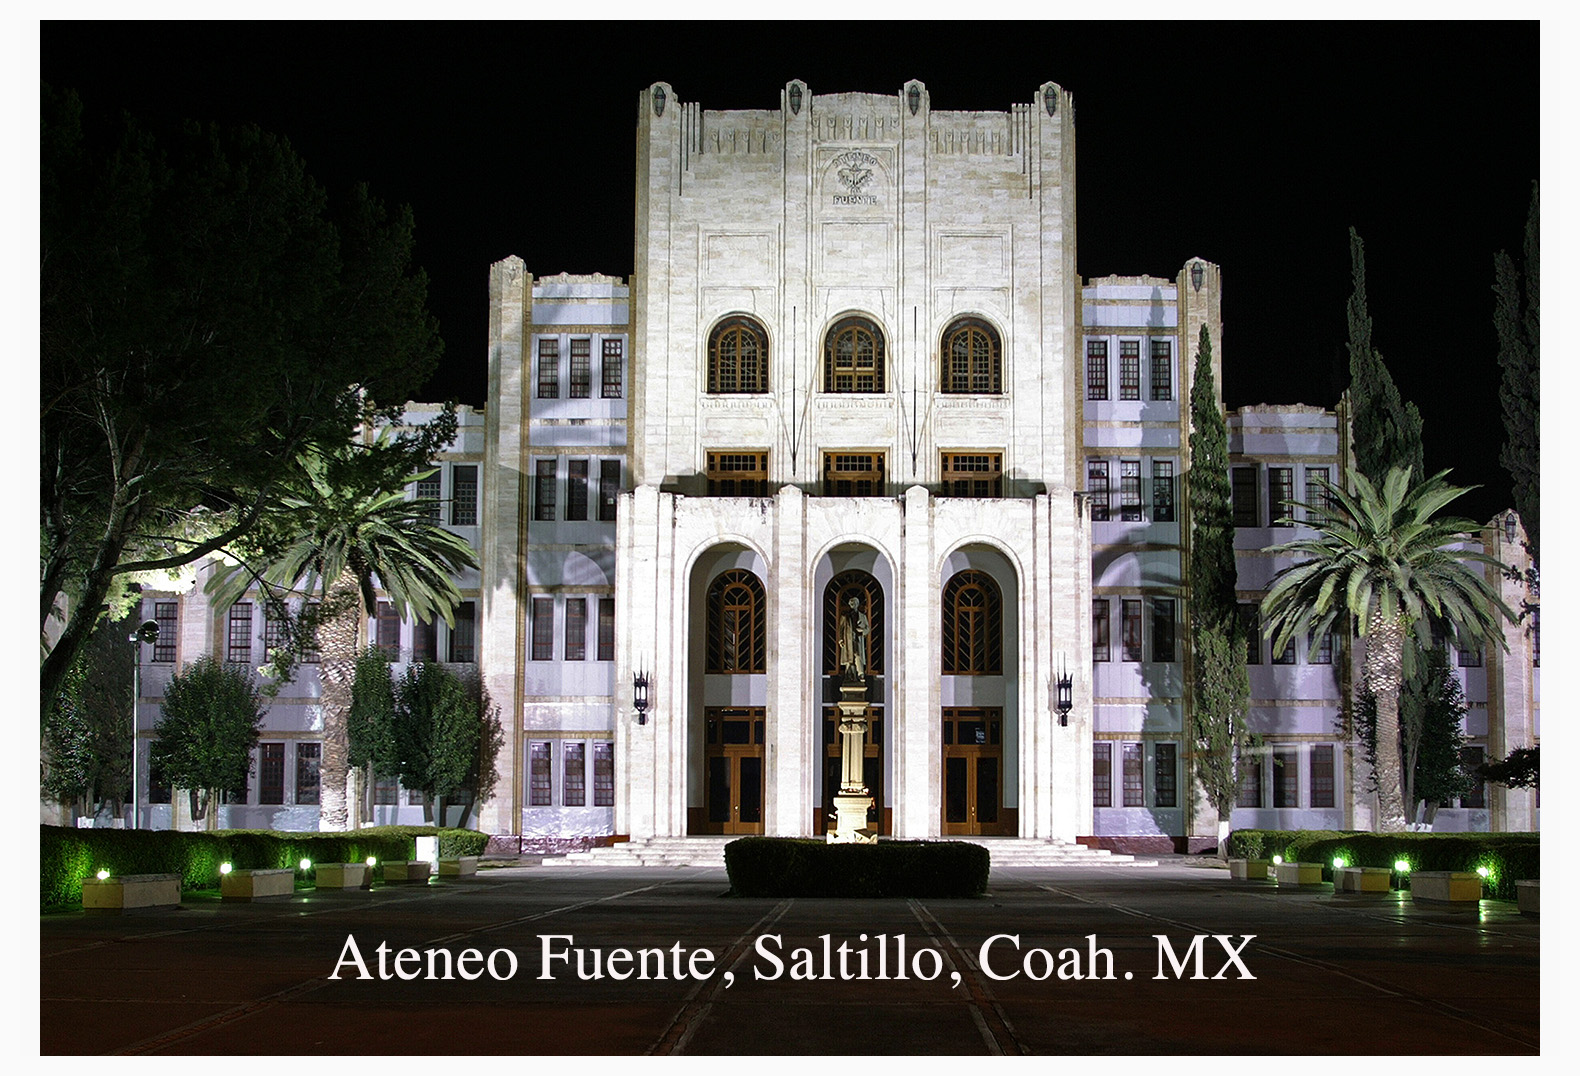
xmin=896 ymin=483 xmax=938 ymax=836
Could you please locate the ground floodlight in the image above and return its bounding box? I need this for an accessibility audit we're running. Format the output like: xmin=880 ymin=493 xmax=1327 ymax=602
xmin=1394 ymin=860 xmax=1411 ymax=872
xmin=300 ymin=858 xmax=312 ymax=871
xmin=219 ymin=862 xmax=233 ymax=875
xmin=1272 ymin=854 xmax=1283 ymax=865
xmin=1332 ymin=856 xmax=1347 ymax=869
xmin=366 ymin=856 xmax=377 ymax=867
xmin=1476 ymin=866 xmax=1491 ymax=878
xmin=96 ymin=869 xmax=110 ymax=881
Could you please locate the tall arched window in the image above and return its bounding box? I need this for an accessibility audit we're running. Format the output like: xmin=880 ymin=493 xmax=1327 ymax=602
xmin=708 ymin=317 xmax=769 ymax=394
xmin=941 ymin=317 xmax=1001 ymax=394
xmin=706 ymin=569 xmax=766 ymax=673
xmin=942 ymin=570 xmax=1003 ymax=674
xmin=823 ymin=571 xmax=884 ymax=677
xmin=824 ymin=316 xmax=886 ymax=393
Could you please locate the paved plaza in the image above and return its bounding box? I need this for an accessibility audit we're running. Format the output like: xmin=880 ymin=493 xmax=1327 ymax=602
xmin=40 ymin=859 xmax=1539 ymax=1055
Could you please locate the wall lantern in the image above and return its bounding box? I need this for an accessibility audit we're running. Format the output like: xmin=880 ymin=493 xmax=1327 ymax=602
xmin=1191 ymin=261 xmax=1205 ymax=292
xmin=907 ymin=84 xmax=921 ymax=117
xmin=1505 ymin=513 xmax=1518 ymax=544
xmin=633 ymin=670 xmax=651 ymax=725
xmin=1044 ymin=85 xmax=1058 ymax=117
xmin=1053 ymin=659 xmax=1074 ymax=727
xmin=653 ymin=86 xmax=666 ymax=118
xmin=788 ymin=83 xmax=803 ymax=116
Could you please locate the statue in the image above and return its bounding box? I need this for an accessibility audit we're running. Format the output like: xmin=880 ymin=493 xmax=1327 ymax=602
xmin=836 ymin=595 xmax=869 ymax=682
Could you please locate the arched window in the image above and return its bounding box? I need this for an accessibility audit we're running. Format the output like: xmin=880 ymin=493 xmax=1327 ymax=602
xmin=941 ymin=317 xmax=1001 ymax=394
xmin=706 ymin=569 xmax=766 ymax=673
xmin=942 ymin=570 xmax=1003 ymax=675
xmin=824 ymin=316 xmax=886 ymax=393
xmin=708 ymin=317 xmax=769 ymax=394
xmin=823 ymin=571 xmax=884 ymax=677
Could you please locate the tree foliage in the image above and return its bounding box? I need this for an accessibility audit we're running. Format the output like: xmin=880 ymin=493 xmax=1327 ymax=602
xmin=1346 ymin=228 xmax=1424 ymax=487
xmin=40 ymin=84 xmax=443 ymax=712
xmin=1480 ymin=746 xmax=1539 ymax=790
xmin=42 ymin=615 xmax=135 ymax=816
xmin=1190 ymin=622 xmax=1254 ymax=830
xmin=149 ymin=656 xmax=265 ymax=827
xmin=1494 ymin=182 xmax=1539 ymax=561
xmin=1354 ymin=646 xmax=1471 ymax=825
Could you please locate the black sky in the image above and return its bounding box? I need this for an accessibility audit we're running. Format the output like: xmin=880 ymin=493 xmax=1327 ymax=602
xmin=42 ymin=21 xmax=1539 ymax=522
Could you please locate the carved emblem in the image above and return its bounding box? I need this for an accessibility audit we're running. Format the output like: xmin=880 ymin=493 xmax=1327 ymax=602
xmin=832 ymin=151 xmax=880 ymax=194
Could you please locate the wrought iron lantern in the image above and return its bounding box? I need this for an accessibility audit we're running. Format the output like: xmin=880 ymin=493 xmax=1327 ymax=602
xmin=1191 ymin=261 xmax=1205 ymax=292
xmin=1054 ymin=661 xmax=1074 ymax=727
xmin=788 ymin=82 xmax=803 ymax=116
xmin=907 ymin=84 xmax=921 ymax=116
xmin=633 ymin=670 xmax=651 ymax=725
xmin=1044 ymin=84 xmax=1058 ymax=117
xmin=653 ymin=86 xmax=666 ymax=118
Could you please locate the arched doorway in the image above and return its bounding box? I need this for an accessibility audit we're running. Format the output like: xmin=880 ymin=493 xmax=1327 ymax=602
xmin=939 ymin=550 xmax=1019 ymax=835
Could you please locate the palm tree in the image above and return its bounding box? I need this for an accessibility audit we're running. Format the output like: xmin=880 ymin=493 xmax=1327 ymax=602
xmin=211 ymin=443 xmax=478 ymax=830
xmin=1260 ymin=467 xmax=1512 ymax=831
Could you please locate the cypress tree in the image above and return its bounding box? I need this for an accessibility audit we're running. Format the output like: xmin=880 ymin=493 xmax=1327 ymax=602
xmin=1347 ymin=228 xmax=1425 ymax=485
xmin=1494 ymin=182 xmax=1539 ymax=559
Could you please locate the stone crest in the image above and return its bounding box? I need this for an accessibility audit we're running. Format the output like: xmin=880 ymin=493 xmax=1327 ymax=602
xmin=829 ymin=151 xmax=882 ymax=206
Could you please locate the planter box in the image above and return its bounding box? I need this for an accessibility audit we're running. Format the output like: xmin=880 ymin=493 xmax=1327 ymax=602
xmin=314 ymin=863 xmax=369 ymax=889
xmin=1410 ymin=871 xmax=1482 ymax=904
xmin=381 ymin=860 xmax=432 ymax=883
xmin=1516 ymin=879 xmax=1539 ymax=916
xmin=1228 ymin=859 xmax=1269 ymax=880
xmin=1274 ymin=861 xmax=1324 ymax=886
xmin=438 ymin=856 xmax=478 ymax=877
xmin=82 ymin=873 xmax=181 ymax=911
xmin=221 ymin=868 xmax=295 ymax=901
xmin=1336 ymin=866 xmax=1392 ymax=893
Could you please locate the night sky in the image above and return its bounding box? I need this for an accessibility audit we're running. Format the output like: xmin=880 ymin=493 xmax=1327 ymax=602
xmin=41 ymin=21 xmax=1539 ymax=522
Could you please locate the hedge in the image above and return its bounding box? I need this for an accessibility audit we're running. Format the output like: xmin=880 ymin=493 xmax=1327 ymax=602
xmin=1226 ymin=829 xmax=1539 ymax=901
xmin=724 ymin=838 xmax=990 ymax=898
xmin=41 ymin=824 xmax=491 ymax=910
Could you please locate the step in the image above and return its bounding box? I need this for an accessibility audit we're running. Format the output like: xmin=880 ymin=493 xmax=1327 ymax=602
xmin=539 ymin=837 xmax=1157 ymax=869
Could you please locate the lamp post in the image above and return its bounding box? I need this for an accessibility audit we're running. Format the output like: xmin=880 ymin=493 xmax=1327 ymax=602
xmin=127 ymin=618 xmax=159 ymax=829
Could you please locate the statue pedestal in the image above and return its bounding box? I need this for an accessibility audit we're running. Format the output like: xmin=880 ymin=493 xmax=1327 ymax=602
xmin=827 ymin=680 xmax=876 ymax=844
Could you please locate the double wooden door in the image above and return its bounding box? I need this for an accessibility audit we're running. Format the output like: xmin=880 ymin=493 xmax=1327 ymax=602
xmin=942 ymin=708 xmax=1006 ymax=835
xmin=703 ymin=708 xmax=764 ymax=834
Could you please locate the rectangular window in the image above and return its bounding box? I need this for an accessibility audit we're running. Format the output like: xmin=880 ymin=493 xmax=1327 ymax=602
xmin=940 ymin=452 xmax=1003 ymax=498
xmin=1119 ymin=340 xmax=1141 ymax=400
xmin=376 ymin=601 xmax=400 ymax=659
xmin=374 ymin=776 xmax=399 ymax=805
xmin=537 ymin=338 xmax=559 ymax=398
xmin=707 ymin=451 xmax=770 ymax=497
xmin=531 ymin=598 xmax=554 ymax=661
xmin=1268 ymin=467 xmax=1295 ymax=527
xmin=823 ymin=452 xmax=884 ymax=497
xmin=593 ymin=742 xmax=615 ymax=806
xmin=1122 ymin=742 xmax=1144 ymax=807
xmin=598 ymin=598 xmax=615 ymax=662
xmin=599 ymin=459 xmax=621 ymax=521
xmin=1272 ymin=635 xmax=1295 ymax=665
xmin=1458 ymin=643 xmax=1483 ymax=668
xmin=566 ymin=459 xmax=589 ymax=521
xmin=1152 ymin=598 xmax=1176 ymax=663
xmin=449 ymin=601 xmax=476 ymax=663
xmin=1093 ymin=742 xmax=1112 ymax=807
xmin=1240 ymin=604 xmax=1262 ymax=665
xmin=264 ymin=607 xmax=287 ymax=658
xmin=415 ymin=469 xmax=442 ymax=522
xmin=413 ymin=618 xmax=438 ymax=663
xmin=295 ymin=743 xmax=321 ymax=805
xmin=1232 ymin=467 xmax=1260 ymax=527
xmin=530 ymin=742 xmax=552 ymax=806
xmin=601 ymin=338 xmax=624 ymax=398
xmin=1237 ymin=756 xmax=1263 ymax=808
xmin=227 ymin=603 xmax=253 ymax=665
xmin=1087 ymin=460 xmax=1111 ymax=522
xmin=1304 ymin=466 xmax=1332 ymax=524
xmin=1086 ymin=340 xmax=1109 ymax=400
xmin=569 ymin=338 xmax=592 ymax=398
xmin=259 ymin=743 xmax=285 ymax=805
xmin=1273 ymin=749 xmax=1298 ymax=808
xmin=1310 ymin=745 xmax=1335 ymax=808
xmin=563 ymin=742 xmax=586 ymax=807
xmin=1092 ymin=599 xmax=1111 ymax=663
xmin=1151 ymin=460 xmax=1175 ymax=523
xmin=153 ymin=601 xmax=178 ymax=663
xmin=1459 ymin=747 xmax=1486 ymax=808
xmin=148 ymin=751 xmax=171 ymax=805
xmin=1155 ymin=743 xmax=1178 ymax=808
xmin=564 ymin=598 xmax=587 ymax=661
xmin=451 ymin=464 xmax=478 ymax=526
xmin=302 ymin=602 xmax=321 ymax=664
xmin=1150 ymin=339 xmax=1172 ymax=401
xmin=534 ymin=459 xmax=557 ymax=521
xmin=1119 ymin=459 xmax=1143 ymax=521
xmin=1313 ymin=629 xmax=1334 ymax=665
xmin=1121 ymin=599 xmax=1143 ymax=662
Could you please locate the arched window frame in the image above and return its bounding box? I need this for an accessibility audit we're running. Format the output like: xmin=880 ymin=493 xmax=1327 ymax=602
xmin=940 ymin=316 xmax=1002 ymax=394
xmin=708 ymin=316 xmax=770 ymax=394
xmin=941 ymin=569 xmax=1003 ymax=675
xmin=706 ymin=569 xmax=766 ymax=673
xmin=823 ymin=316 xmax=886 ymax=393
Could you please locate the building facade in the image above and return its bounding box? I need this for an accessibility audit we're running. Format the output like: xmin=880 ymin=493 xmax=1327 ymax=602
xmin=67 ymin=81 xmax=1537 ymax=846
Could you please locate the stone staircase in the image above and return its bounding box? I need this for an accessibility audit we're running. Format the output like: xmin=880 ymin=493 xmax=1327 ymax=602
xmin=538 ymin=835 xmax=1155 ymax=869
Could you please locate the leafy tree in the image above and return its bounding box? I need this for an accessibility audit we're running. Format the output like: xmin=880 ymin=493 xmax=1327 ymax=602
xmin=1494 ymin=182 xmax=1539 ymax=561
xmin=385 ymin=663 xmax=502 ymax=830
xmin=1185 ymin=325 xmax=1252 ymax=850
xmin=150 ymin=655 xmax=265 ymax=829
xmin=1353 ymin=646 xmax=1471 ymax=826
xmin=42 ymin=614 xmax=136 ymax=819
xmin=347 ymin=645 xmax=397 ymax=824
xmin=1261 ymin=468 xmax=1512 ymax=830
xmin=1480 ymin=746 xmax=1539 ymax=790
xmin=1346 ymin=228 xmax=1424 ymax=486
xmin=208 ymin=440 xmax=478 ymax=830
xmin=41 ymin=85 xmax=442 ymax=712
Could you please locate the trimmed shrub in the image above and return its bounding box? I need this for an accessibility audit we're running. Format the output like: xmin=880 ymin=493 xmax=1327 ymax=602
xmin=41 ymin=824 xmax=492 ymax=909
xmin=725 ymin=838 xmax=989 ymax=898
xmin=1226 ymin=829 xmax=1538 ymax=900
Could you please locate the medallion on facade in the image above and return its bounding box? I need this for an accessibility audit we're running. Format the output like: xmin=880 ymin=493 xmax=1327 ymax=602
xmin=830 ymin=151 xmax=881 ymax=206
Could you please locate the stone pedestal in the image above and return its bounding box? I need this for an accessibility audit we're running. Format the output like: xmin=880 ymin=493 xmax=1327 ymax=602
xmin=827 ymin=682 xmax=877 ymax=845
